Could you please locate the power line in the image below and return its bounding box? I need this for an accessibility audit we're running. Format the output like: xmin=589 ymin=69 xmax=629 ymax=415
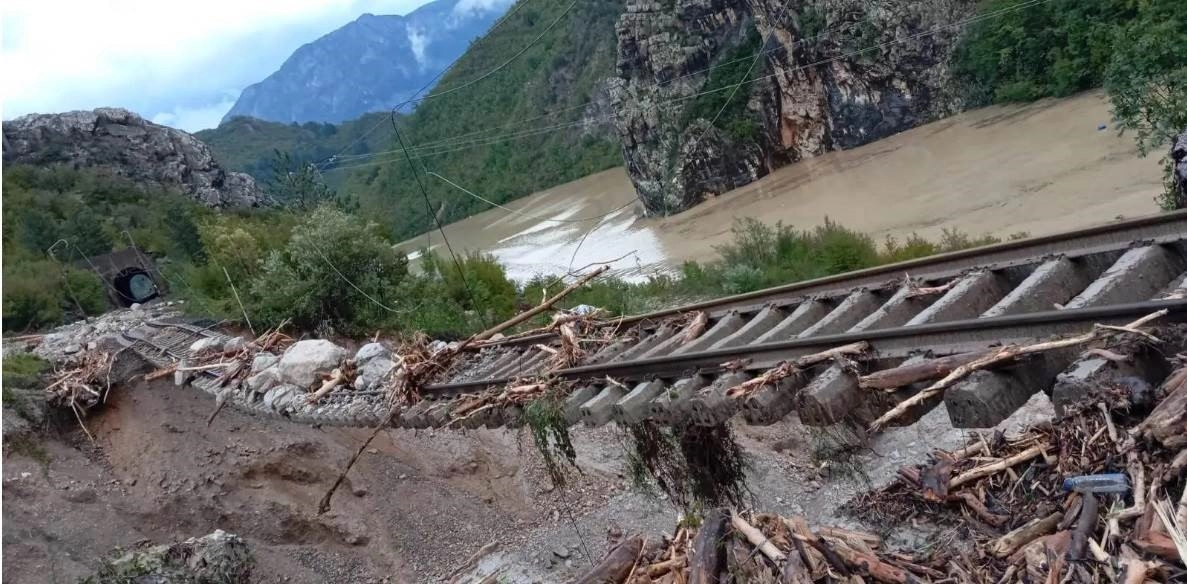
xmin=425 ymin=170 xmax=636 ymax=224
xmin=313 ymin=0 xmax=542 ymax=171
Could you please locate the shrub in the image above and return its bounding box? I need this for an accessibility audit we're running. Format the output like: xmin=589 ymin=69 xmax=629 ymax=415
xmin=249 ymin=206 xmax=409 ymax=335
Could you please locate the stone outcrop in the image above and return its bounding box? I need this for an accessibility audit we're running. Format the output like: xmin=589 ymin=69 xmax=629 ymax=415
xmin=610 ymin=0 xmax=973 ymax=214
xmin=1172 ymin=127 xmax=1187 ymax=209
xmin=1 ymin=108 xmax=269 ymax=208
xmin=89 ymin=530 xmax=253 ymax=583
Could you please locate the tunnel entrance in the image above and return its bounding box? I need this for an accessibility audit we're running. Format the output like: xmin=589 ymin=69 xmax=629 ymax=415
xmin=113 ymin=268 xmax=160 ymax=306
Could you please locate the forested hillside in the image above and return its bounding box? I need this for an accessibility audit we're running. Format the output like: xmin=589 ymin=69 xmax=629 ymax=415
xmin=195 ymin=113 xmax=395 ymax=185
xmin=338 ymin=0 xmax=625 ymax=239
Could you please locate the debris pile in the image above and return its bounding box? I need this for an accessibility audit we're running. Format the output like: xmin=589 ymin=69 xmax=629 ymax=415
xmin=574 ymin=508 xmax=935 ymax=584
xmin=845 ymin=365 xmax=1187 ymax=582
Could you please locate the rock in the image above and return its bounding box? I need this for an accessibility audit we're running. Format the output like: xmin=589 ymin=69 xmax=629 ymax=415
xmin=263 ymin=385 xmax=301 ymax=412
xmin=552 ymin=546 xmax=571 ymax=559
xmin=352 ymin=487 xmax=368 ymax=497
xmin=251 ymin=352 xmax=280 ymax=374
xmin=353 ymin=357 xmax=396 ymax=391
xmin=189 ymin=337 xmax=222 ymax=354
xmin=223 ymin=337 xmax=247 ymax=353
xmin=246 ymin=369 xmax=281 ymax=394
xmin=86 ymin=529 xmax=253 ymax=583
xmin=611 ymin=0 xmax=971 ymax=215
xmin=1 ymin=109 xmax=269 ymax=208
xmin=277 ymin=340 xmax=347 ymax=386
xmin=354 ymin=342 xmax=390 ymax=365
xmin=1171 ymin=126 xmax=1187 ymax=209
xmin=130 ymin=303 xmax=142 ymax=311
xmin=63 ymin=343 xmax=82 ymax=354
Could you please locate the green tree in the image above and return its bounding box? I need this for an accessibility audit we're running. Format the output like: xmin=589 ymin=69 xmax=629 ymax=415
xmin=268 ymin=150 xmax=335 ymax=211
xmin=1104 ymin=0 xmax=1187 ymax=156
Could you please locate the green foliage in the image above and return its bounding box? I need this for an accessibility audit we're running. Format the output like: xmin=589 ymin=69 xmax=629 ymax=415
xmin=3 ymin=354 xmax=49 ymax=387
xmin=421 ymin=251 xmax=518 ymax=326
xmin=268 ymin=150 xmax=337 ymax=210
xmin=685 ymin=29 xmax=763 ymax=142
xmin=523 ymin=392 xmax=580 ymax=488
xmin=2 ymin=252 xmax=107 ymax=332
xmin=954 ymin=0 xmax=1136 ymax=105
xmin=248 ymin=207 xmax=409 ymax=335
xmin=1103 ymin=0 xmax=1187 ymax=156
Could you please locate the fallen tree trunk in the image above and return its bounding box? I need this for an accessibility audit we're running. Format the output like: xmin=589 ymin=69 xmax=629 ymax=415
xmin=573 ymin=536 xmax=643 ymax=584
xmin=474 ymin=265 xmax=609 ymax=342
xmin=689 ymin=509 xmax=728 ymax=584
xmin=859 ymin=350 xmax=993 ymax=390
xmin=730 ymin=513 xmax=786 ymax=563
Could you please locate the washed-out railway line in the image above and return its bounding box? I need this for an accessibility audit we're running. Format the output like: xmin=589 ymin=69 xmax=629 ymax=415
xmin=121 ymin=211 xmax=1187 ymax=432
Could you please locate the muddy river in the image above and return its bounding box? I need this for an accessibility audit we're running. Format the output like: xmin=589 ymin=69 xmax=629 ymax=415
xmin=399 ymin=91 xmax=1163 ymax=281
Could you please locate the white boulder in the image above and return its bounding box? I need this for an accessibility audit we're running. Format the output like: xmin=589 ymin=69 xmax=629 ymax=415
xmin=276 ymin=340 xmax=347 ymax=386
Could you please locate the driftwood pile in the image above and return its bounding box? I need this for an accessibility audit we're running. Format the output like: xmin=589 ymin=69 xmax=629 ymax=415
xmin=575 ymin=508 xmax=930 ymax=584
xmin=845 ymin=366 xmax=1187 ymax=582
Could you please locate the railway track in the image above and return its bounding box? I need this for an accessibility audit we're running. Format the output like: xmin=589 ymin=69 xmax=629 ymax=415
xmin=417 ymin=211 xmax=1187 ymax=430
xmin=116 ymin=212 xmax=1187 ymax=433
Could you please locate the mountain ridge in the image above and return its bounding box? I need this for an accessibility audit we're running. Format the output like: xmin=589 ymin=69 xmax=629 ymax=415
xmin=222 ymin=0 xmax=512 ymax=125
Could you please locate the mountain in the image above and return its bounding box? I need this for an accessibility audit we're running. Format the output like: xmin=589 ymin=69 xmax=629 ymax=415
xmin=222 ymin=0 xmax=513 ymax=125
xmin=2 ymin=108 xmax=268 ymax=208
xmin=195 ymin=113 xmax=395 ymax=183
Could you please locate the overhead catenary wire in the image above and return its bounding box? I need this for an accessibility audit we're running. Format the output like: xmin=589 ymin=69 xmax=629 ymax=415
xmin=321 ymin=0 xmax=1050 ymax=176
xmin=426 ymin=170 xmax=637 ymax=224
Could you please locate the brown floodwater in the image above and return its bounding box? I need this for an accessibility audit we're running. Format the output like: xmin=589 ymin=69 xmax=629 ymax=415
xmin=399 ymin=91 xmax=1163 ymax=281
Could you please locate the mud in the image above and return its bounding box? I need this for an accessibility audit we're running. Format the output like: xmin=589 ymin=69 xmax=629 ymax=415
xmin=404 ymin=91 xmax=1162 ymax=281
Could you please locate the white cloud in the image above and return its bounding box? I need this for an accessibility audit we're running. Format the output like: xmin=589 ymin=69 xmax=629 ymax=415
xmin=151 ymin=95 xmax=239 ymax=132
xmin=1 ymin=0 xmax=432 ymax=127
xmin=407 ymin=26 xmax=430 ymax=67
xmin=451 ymin=0 xmax=513 ymax=18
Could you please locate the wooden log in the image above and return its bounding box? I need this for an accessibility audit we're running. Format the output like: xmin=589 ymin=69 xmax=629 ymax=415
xmin=826 ymin=542 xmax=912 ymax=584
xmin=144 ymin=363 xmax=178 ymax=381
xmin=474 ymin=265 xmax=610 ymax=342
xmin=778 ymin=542 xmax=813 ymax=584
xmin=307 ymin=368 xmax=347 ymax=403
xmin=781 ymin=517 xmax=826 ymax=579
xmin=574 ymin=536 xmax=644 ymax=584
xmin=859 ymin=350 xmax=993 ymax=390
xmin=1137 ymin=368 xmax=1187 ymax=449
xmin=991 ymin=511 xmax=1062 ymax=558
xmin=689 ymin=509 xmax=728 ymax=584
xmin=949 ymin=444 xmax=1047 ymax=489
xmin=949 ymin=491 xmax=1008 ymax=527
xmin=1067 ymin=493 xmax=1099 ymax=561
xmin=1133 ymin=530 xmax=1183 ymax=564
xmin=730 ymin=514 xmax=786 ymax=563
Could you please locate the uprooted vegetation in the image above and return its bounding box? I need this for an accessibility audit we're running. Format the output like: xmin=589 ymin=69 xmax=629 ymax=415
xmin=622 ymin=420 xmax=752 ymax=512
xmin=574 ymin=364 xmax=1187 ymax=583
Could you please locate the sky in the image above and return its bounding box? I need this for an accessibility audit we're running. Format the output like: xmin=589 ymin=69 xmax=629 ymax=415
xmin=1 ymin=0 xmax=440 ymax=131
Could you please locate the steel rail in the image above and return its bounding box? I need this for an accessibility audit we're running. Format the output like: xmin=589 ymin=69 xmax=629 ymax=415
xmin=423 ymin=298 xmax=1187 ymax=397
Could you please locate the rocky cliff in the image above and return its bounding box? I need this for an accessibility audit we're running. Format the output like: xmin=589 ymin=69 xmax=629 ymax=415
xmin=1173 ymin=128 xmax=1187 ymax=209
xmin=2 ymin=108 xmax=269 ymax=208
xmin=610 ymin=0 xmax=973 ymax=215
xmin=222 ymin=0 xmax=510 ymax=124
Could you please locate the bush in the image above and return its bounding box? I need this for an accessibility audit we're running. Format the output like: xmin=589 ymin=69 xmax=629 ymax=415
xmin=249 ymin=207 xmax=409 ymax=335
xmin=2 ymin=256 xmax=107 ymax=332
